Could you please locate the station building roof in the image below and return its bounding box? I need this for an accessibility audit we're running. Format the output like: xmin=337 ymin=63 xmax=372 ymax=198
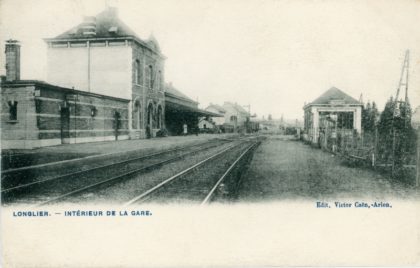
xmin=164 ymin=83 xmax=221 ymax=117
xmin=44 ymin=7 xmax=163 ymax=57
xmin=304 ymin=87 xmax=362 ymax=109
xmin=1 ymin=80 xmax=130 ymax=102
xmin=165 ymin=102 xmax=222 ymax=117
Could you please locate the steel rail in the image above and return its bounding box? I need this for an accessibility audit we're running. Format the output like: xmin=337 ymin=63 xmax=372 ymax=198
xmin=1 ymin=138 xmax=228 ymax=175
xmin=201 ymin=141 xmax=259 ymax=205
xmin=122 ymin=142 xmax=245 ymax=206
xmin=32 ymin=141 xmax=235 ymax=206
xmin=2 ymin=139 xmax=226 ymax=193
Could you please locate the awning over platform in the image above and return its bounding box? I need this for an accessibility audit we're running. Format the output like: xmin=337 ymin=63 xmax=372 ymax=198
xmin=165 ymin=101 xmax=222 ymax=117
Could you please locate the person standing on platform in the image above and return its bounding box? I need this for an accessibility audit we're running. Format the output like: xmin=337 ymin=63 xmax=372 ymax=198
xmin=183 ymin=123 xmax=188 ymax=136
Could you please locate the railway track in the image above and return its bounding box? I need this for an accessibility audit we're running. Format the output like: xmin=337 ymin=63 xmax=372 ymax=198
xmin=123 ymin=138 xmax=262 ymax=206
xmin=2 ymin=139 xmax=234 ymax=205
xmin=1 ymin=139 xmax=227 ymax=189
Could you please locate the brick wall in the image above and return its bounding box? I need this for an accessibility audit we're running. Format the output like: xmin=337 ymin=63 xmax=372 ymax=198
xmin=131 ymin=41 xmax=165 ymax=136
xmin=1 ymin=82 xmax=129 ymax=149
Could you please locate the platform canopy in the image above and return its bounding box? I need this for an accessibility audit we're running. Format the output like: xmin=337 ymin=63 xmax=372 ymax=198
xmin=164 ymin=83 xmax=222 ymax=117
xmin=165 ymin=101 xmax=222 ymax=117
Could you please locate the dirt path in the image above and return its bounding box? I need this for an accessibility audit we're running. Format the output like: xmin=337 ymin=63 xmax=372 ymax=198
xmin=237 ymin=135 xmax=419 ymax=201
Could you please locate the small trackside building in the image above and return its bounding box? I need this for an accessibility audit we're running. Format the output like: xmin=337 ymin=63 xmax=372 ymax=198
xmin=303 ymin=87 xmax=363 ymax=144
xmin=1 ymin=80 xmax=129 ymax=149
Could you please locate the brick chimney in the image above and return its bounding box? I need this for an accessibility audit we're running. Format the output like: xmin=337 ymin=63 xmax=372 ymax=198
xmin=81 ymin=16 xmax=97 ymax=36
xmin=5 ymin=39 xmax=20 ymax=82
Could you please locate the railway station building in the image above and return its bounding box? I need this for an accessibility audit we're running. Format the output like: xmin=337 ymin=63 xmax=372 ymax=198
xmin=44 ymin=7 xmax=165 ymax=140
xmin=1 ymin=7 xmax=216 ymax=149
xmin=303 ymin=87 xmax=363 ymax=144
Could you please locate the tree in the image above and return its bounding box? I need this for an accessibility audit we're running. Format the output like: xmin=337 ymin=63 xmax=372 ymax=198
xmin=362 ymin=101 xmax=379 ymax=132
xmin=377 ymin=96 xmax=416 ymax=179
xmin=377 ymin=97 xmax=395 ymax=164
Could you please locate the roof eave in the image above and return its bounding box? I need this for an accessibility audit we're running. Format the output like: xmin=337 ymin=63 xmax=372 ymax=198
xmin=44 ymin=36 xmax=166 ymax=59
xmin=165 ymin=92 xmax=198 ymax=105
xmin=303 ymin=103 xmax=363 ymax=109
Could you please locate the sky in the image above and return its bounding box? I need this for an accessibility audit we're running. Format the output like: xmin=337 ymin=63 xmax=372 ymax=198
xmin=1 ymin=0 xmax=419 ymax=121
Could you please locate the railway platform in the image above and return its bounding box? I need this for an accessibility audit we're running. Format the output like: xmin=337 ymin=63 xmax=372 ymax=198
xmin=2 ymin=133 xmax=239 ymax=171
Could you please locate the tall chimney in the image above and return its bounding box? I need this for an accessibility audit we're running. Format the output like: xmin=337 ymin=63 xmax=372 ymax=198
xmin=5 ymin=39 xmax=20 ymax=82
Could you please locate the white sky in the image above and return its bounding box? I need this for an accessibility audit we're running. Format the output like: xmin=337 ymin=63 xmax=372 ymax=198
xmin=1 ymin=0 xmax=419 ymax=121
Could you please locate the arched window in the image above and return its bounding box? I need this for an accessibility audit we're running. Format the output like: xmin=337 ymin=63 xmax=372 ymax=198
xmin=134 ymin=100 xmax=141 ymax=129
xmin=135 ymin=60 xmax=140 ymax=84
xmin=148 ymin=65 xmax=154 ymax=89
xmin=156 ymin=70 xmax=162 ymax=91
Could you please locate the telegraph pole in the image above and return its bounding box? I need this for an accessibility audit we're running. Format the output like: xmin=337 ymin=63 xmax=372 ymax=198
xmin=391 ymin=50 xmax=410 ymax=176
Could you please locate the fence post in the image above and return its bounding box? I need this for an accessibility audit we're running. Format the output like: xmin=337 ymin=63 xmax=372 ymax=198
xmin=416 ymin=128 xmax=419 ymax=187
xmin=373 ymin=127 xmax=378 ymax=168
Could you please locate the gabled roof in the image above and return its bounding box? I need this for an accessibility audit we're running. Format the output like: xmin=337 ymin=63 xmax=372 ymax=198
xmin=46 ymin=7 xmax=162 ymax=55
xmin=309 ymin=87 xmax=361 ymax=106
xmin=54 ymin=8 xmax=138 ymax=39
xmin=223 ymin=102 xmax=250 ymax=115
xmin=206 ymin=104 xmax=226 ymax=114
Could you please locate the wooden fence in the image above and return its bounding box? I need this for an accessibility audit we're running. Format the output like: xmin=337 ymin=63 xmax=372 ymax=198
xmin=317 ymin=127 xmax=419 ymax=185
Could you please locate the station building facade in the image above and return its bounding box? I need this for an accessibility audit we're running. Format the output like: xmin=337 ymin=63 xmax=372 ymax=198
xmin=45 ymin=7 xmax=165 ymax=140
xmin=303 ymin=87 xmax=363 ymax=144
xmin=1 ymin=7 xmax=216 ymax=149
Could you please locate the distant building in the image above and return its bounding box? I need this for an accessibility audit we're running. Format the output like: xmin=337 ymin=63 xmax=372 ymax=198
xmin=222 ymin=102 xmax=250 ymax=130
xmin=205 ymin=104 xmax=226 ymax=126
xmin=205 ymin=102 xmax=250 ymax=133
xmin=198 ymin=118 xmax=216 ymax=132
xmin=303 ymin=87 xmax=363 ymax=144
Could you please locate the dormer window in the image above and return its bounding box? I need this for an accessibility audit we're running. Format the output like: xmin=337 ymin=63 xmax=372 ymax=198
xmin=108 ymin=26 xmax=118 ymax=33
